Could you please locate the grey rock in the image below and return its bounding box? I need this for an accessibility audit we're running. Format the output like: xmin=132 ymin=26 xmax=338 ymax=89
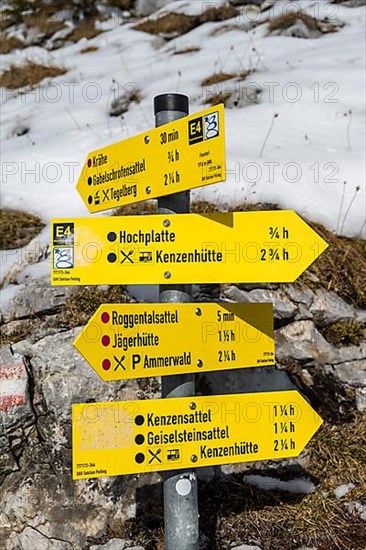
xmin=284 ymin=284 xmax=314 ymax=309
xmin=0 ymin=347 xmax=32 ymax=436
xmin=326 ymin=360 xmax=366 ymax=387
xmin=1 ymin=280 xmax=74 ymax=323
xmin=355 ymin=388 xmax=366 ymax=411
xmin=275 ymin=320 xmax=341 ymax=364
xmin=90 ymin=539 xmax=133 ymax=550
xmin=309 ymin=290 xmax=357 ymax=325
xmin=337 ymin=341 xmax=366 ymax=364
xmin=15 ymin=526 xmax=72 ymax=549
xmin=222 ymin=285 xmax=297 ymax=320
xmin=2 ymin=328 xmax=141 ymax=550
xmin=231 ymin=544 xmax=262 ymax=550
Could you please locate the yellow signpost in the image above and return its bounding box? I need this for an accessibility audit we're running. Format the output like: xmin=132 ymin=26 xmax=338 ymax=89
xmin=51 ymin=210 xmax=328 ymax=286
xmin=76 ymin=105 xmax=226 ymax=213
xmin=73 ymin=303 xmax=275 ymax=380
xmin=72 ymin=390 xmax=323 ymax=478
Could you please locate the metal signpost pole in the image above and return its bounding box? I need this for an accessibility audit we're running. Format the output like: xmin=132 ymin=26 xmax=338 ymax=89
xmin=154 ymin=93 xmax=199 ymax=550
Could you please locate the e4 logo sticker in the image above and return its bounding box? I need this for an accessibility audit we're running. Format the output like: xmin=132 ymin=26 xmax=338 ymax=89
xmin=188 ymin=111 xmax=220 ymax=145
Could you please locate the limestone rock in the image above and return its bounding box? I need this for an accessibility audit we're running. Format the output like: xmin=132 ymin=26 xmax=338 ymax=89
xmin=1 ymin=328 xmax=141 ymax=550
xmin=221 ymin=285 xmax=297 ymax=320
xmin=275 ymin=320 xmax=341 ymax=364
xmin=309 ymin=290 xmax=357 ymax=325
xmin=1 ymin=280 xmax=74 ymax=323
xmin=327 ymin=360 xmax=366 ymax=387
xmin=231 ymin=544 xmax=262 ymax=550
xmin=14 ymin=527 xmax=72 ymax=549
xmin=90 ymin=539 xmax=134 ymax=550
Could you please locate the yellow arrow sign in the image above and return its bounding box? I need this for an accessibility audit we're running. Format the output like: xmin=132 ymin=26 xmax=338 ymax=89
xmin=76 ymin=104 xmax=225 ymax=212
xmin=51 ymin=211 xmax=328 ymax=285
xmin=72 ymin=390 xmax=323 ymax=478
xmin=73 ymin=302 xmax=275 ymax=380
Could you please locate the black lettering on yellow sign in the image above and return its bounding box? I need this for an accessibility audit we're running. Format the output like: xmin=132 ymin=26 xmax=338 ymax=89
xmin=200 ymin=441 xmax=259 ymax=459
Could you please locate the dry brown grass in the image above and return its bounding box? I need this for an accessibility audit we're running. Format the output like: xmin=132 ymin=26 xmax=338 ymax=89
xmin=0 ymin=60 xmax=66 ymax=89
xmin=135 ymin=4 xmax=239 ymax=38
xmin=24 ymin=13 xmax=65 ymax=36
xmin=205 ymin=91 xmax=232 ymax=106
xmin=202 ymin=72 xmax=236 ymax=87
xmin=320 ymin=320 xmax=366 ymax=347
xmin=0 ymin=15 xmax=14 ymax=32
xmin=113 ymin=201 xmax=157 ymax=216
xmin=173 ymin=46 xmax=200 ymax=55
xmin=0 ymin=320 xmax=35 ymax=346
xmin=106 ymin=0 xmax=136 ymax=9
xmin=53 ymin=286 xmax=135 ymax=330
xmin=0 ymin=34 xmax=26 ymax=54
xmin=0 ymin=208 xmax=44 ymax=249
xmin=80 ymin=45 xmax=99 ymax=53
xmin=268 ymin=11 xmax=320 ymax=33
xmin=202 ymin=70 xmax=251 ymax=88
xmin=67 ymin=19 xmax=103 ymax=43
xmin=299 ymin=222 xmax=366 ymax=309
xmin=135 ymin=13 xmax=197 ymax=36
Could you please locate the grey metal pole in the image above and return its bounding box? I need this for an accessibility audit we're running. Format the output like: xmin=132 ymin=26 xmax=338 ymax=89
xmin=154 ymin=93 xmax=199 ymax=550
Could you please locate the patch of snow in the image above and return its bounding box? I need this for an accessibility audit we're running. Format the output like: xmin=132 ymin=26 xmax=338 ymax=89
xmin=243 ymin=474 xmax=316 ymax=494
xmin=231 ymin=544 xmax=262 ymax=550
xmin=334 ymin=482 xmax=355 ymax=498
xmin=344 ymin=500 xmax=366 ymax=521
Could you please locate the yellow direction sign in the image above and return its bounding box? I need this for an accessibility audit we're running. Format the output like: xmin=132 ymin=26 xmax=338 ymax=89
xmin=72 ymin=390 xmax=323 ymax=478
xmin=51 ymin=210 xmax=328 ymax=285
xmin=77 ymin=104 xmax=225 ymax=213
xmin=73 ymin=302 xmax=275 ymax=380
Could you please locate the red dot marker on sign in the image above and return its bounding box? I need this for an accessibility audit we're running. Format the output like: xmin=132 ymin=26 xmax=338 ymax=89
xmin=87 ymin=158 xmax=92 ymax=168
xmin=101 ymin=312 xmax=110 ymax=324
xmin=102 ymin=359 xmax=111 ymax=371
xmin=102 ymin=335 xmax=110 ymax=347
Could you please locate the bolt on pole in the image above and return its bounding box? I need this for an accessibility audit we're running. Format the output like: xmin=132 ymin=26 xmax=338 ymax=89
xmin=154 ymin=93 xmax=199 ymax=550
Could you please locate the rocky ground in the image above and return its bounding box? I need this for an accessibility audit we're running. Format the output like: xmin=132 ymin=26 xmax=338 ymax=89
xmin=1 ymin=0 xmax=366 ymax=548
xmin=1 ymin=201 xmax=365 ymax=550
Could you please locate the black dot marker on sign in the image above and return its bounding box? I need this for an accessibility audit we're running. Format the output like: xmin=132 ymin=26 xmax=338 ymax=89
xmin=135 ymin=453 xmax=145 ymax=464
xmin=107 ymin=253 xmax=117 ymax=263
xmin=135 ymin=415 xmax=144 ymax=426
xmin=135 ymin=434 xmax=144 ymax=445
xmin=88 ymin=195 xmax=93 ymax=205
xmin=88 ymin=177 xmax=92 ymax=186
xmin=107 ymin=232 xmax=117 ymax=242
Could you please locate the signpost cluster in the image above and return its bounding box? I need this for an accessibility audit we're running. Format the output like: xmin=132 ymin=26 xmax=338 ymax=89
xmin=51 ymin=94 xmax=327 ymax=550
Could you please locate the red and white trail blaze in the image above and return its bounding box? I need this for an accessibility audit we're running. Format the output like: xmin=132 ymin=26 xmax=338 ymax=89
xmin=0 ymin=362 xmax=27 ymax=412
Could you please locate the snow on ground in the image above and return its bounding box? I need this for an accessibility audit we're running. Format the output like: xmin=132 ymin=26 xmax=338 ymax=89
xmin=243 ymin=473 xmax=316 ymax=494
xmin=0 ymin=0 xmax=365 ymax=287
xmin=334 ymin=482 xmax=355 ymax=498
